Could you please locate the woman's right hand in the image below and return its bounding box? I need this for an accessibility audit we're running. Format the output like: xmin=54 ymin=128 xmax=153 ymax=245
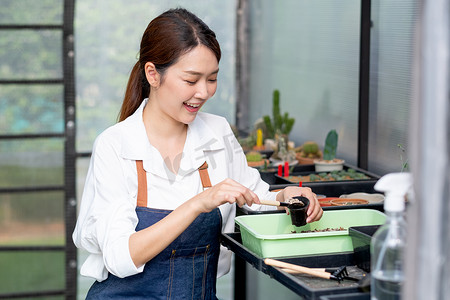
xmin=192 ymin=178 xmax=260 ymax=213
xmin=131 ymin=178 xmax=257 ymax=267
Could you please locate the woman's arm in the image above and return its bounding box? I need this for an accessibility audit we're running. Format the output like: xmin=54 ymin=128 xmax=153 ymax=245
xmin=129 ymin=177 xmax=260 ymax=267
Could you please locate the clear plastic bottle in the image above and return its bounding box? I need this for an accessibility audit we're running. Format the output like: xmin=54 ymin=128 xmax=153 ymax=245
xmin=370 ymin=172 xmax=412 ymax=300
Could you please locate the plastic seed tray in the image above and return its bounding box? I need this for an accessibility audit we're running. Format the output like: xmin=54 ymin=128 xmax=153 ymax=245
xmin=234 ymin=209 xmax=386 ymax=258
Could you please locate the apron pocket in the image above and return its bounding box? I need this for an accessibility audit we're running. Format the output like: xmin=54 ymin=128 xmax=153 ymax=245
xmin=167 ymin=245 xmax=211 ymax=300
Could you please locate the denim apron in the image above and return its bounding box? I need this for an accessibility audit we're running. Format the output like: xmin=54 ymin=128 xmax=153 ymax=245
xmin=86 ymin=161 xmax=222 ymax=300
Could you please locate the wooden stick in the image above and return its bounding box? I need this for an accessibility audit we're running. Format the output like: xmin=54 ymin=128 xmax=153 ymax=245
xmin=280 ymin=267 xmax=328 ymax=274
xmin=279 ymin=268 xmax=303 ymax=274
xmin=259 ymin=199 xmax=281 ymax=206
xmin=259 ymin=199 xmax=293 ymax=207
xmin=264 ymin=258 xmax=332 ymax=280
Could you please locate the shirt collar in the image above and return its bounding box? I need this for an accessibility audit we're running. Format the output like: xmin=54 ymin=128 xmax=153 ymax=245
xmin=119 ymin=99 xmax=154 ymax=160
xmin=119 ymin=99 xmax=226 ymax=177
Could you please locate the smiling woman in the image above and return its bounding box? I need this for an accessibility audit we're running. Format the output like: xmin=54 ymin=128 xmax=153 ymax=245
xmin=73 ymin=2 xmax=238 ymax=298
xmin=72 ymin=7 xmax=322 ymax=299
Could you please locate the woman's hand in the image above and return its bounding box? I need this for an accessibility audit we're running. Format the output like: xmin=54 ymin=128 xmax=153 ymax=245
xmin=192 ymin=178 xmax=260 ymax=213
xmin=277 ymin=186 xmax=323 ymax=223
xmin=130 ymin=178 xmax=259 ymax=267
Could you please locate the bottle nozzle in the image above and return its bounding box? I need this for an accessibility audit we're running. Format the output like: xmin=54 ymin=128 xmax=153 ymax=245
xmin=375 ymin=172 xmax=412 ymax=212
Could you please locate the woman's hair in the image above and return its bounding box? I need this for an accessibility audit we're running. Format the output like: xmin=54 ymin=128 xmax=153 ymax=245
xmin=118 ymin=8 xmax=221 ymax=121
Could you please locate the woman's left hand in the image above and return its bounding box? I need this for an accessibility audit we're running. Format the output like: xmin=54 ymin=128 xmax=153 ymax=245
xmin=277 ymin=186 xmax=323 ymax=223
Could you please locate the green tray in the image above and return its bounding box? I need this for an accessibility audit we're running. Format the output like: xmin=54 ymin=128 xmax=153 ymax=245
xmin=234 ymin=209 xmax=386 ymax=258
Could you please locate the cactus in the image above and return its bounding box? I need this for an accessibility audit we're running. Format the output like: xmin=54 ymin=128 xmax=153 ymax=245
xmin=263 ymin=90 xmax=295 ymax=139
xmin=302 ymin=141 xmax=319 ymax=155
xmin=245 ymin=151 xmax=263 ymax=162
xmin=323 ymin=130 xmax=338 ymax=161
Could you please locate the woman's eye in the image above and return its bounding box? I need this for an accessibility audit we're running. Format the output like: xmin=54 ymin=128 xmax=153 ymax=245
xmin=208 ymin=78 xmax=217 ymax=83
xmin=185 ymin=80 xmax=197 ymax=85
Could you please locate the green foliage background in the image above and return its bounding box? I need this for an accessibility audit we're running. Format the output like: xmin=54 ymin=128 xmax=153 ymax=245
xmin=75 ymin=0 xmax=237 ymax=151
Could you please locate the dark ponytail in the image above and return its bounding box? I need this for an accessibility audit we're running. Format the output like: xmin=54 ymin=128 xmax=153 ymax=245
xmin=119 ymin=62 xmax=149 ymax=121
xmin=118 ymin=8 xmax=221 ymax=122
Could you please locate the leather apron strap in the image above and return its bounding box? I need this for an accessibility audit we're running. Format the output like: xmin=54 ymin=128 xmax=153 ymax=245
xmin=135 ymin=160 xmax=212 ymax=207
xmin=198 ymin=161 xmax=212 ymax=189
xmin=136 ymin=160 xmax=148 ymax=207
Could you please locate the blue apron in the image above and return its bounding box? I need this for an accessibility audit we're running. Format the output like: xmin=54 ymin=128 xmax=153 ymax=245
xmin=86 ymin=161 xmax=222 ymax=300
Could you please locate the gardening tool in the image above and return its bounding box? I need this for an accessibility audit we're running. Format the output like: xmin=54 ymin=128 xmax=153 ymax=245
xmin=313 ymin=266 xmax=360 ymax=282
xmin=281 ymin=266 xmax=359 ymax=282
xmin=264 ymin=258 xmax=359 ymax=282
xmin=259 ymin=196 xmax=310 ymax=227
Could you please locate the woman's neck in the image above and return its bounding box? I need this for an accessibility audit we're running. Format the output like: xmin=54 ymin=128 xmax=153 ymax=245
xmin=142 ymin=100 xmax=188 ymax=174
xmin=143 ymin=104 xmax=186 ymax=137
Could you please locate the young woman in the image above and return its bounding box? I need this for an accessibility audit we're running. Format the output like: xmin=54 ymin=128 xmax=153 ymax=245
xmin=73 ymin=8 xmax=323 ymax=299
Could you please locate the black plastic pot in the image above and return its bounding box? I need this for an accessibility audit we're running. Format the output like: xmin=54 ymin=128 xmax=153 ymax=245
xmin=288 ymin=196 xmax=310 ymax=227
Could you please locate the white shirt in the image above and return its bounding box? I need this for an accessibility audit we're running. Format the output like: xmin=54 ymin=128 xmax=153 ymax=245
xmin=72 ymin=99 xmax=278 ymax=281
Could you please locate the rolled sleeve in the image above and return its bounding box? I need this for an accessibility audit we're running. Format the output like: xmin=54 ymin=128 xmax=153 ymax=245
xmin=73 ymin=132 xmax=143 ymax=280
xmin=97 ymin=204 xmax=143 ymax=278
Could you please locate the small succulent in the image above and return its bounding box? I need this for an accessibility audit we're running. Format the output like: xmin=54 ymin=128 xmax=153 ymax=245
xmin=303 ymin=141 xmax=319 ymax=155
xmin=245 ymin=151 xmax=263 ymax=162
xmin=296 ymin=141 xmax=322 ymax=159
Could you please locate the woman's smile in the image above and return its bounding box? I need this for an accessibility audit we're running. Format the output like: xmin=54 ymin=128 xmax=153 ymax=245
xmin=183 ymin=101 xmax=202 ymax=113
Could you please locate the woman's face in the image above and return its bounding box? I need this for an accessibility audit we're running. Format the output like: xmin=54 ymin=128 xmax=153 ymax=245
xmin=147 ymin=45 xmax=219 ymax=125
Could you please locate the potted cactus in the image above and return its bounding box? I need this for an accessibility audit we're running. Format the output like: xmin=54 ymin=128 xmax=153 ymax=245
xmin=295 ymin=141 xmax=323 ymax=164
xmin=314 ymin=129 xmax=345 ymax=172
xmin=262 ymin=89 xmax=296 ymax=162
xmin=262 ymin=89 xmax=295 ymax=140
xmin=245 ymin=151 xmax=269 ymax=168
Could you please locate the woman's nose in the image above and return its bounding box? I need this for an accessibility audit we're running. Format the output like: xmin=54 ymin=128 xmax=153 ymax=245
xmin=194 ymin=81 xmax=209 ymax=99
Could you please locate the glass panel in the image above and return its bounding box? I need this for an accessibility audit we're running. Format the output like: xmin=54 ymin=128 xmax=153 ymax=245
xmin=0 ymin=85 xmax=64 ymax=134
xmin=0 ymin=0 xmax=63 ymax=25
xmin=0 ymin=139 xmax=64 ymax=188
xmin=77 ymin=249 xmax=95 ymax=299
xmin=0 ymin=30 xmax=62 ymax=80
xmin=75 ymin=0 xmax=236 ymax=151
xmin=0 ymin=191 xmax=64 ymax=246
xmin=0 ymin=251 xmax=65 ymax=294
xmin=368 ymin=1 xmax=418 ymax=175
xmin=247 ymin=0 xmax=361 ymax=165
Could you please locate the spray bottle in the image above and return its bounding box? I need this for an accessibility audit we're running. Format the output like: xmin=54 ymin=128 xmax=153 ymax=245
xmin=371 ymin=172 xmax=412 ymax=300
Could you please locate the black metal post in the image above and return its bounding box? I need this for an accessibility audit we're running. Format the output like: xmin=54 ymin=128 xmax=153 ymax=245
xmin=358 ymin=0 xmax=371 ymax=170
xmin=234 ymin=255 xmax=247 ymax=300
xmin=63 ymin=0 xmax=77 ymax=299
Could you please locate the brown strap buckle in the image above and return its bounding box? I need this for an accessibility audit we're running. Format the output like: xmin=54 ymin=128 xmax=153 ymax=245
xmin=198 ymin=161 xmax=212 ymax=189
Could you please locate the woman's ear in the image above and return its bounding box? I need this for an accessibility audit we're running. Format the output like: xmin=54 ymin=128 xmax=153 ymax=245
xmin=144 ymin=62 xmax=160 ymax=88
